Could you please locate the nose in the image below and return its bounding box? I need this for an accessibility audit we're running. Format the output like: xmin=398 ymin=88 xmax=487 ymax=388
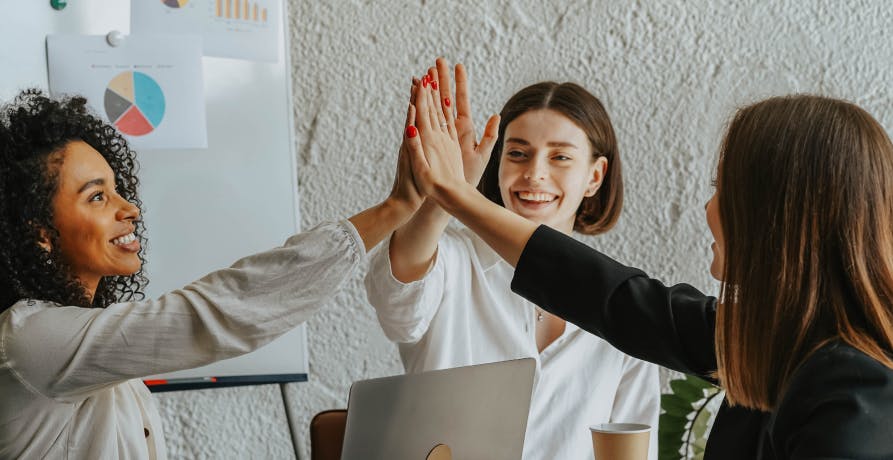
xmin=115 ymin=194 xmax=141 ymax=222
xmin=523 ymin=159 xmax=547 ymax=182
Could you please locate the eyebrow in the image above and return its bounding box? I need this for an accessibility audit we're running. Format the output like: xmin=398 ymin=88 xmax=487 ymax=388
xmin=77 ymin=178 xmax=106 ymax=194
xmin=504 ymin=137 xmax=579 ymax=149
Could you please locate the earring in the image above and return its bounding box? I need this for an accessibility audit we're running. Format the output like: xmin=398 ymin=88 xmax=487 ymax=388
xmin=40 ymin=247 xmax=53 ymax=265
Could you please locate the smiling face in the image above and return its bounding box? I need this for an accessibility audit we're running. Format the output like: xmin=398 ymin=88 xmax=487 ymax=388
xmin=497 ymin=109 xmax=607 ymax=234
xmin=46 ymin=141 xmax=142 ymax=296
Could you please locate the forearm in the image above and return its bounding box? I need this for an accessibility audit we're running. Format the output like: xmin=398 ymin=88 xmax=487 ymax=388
xmin=512 ymin=224 xmax=720 ymax=376
xmin=434 ymin=181 xmax=537 ymax=267
xmin=388 ymin=200 xmax=451 ymax=282
xmin=348 ymin=197 xmax=416 ymax=252
xmin=5 ymin=221 xmax=364 ymax=398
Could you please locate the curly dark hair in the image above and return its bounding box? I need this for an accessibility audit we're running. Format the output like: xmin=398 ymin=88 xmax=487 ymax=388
xmin=0 ymin=89 xmax=147 ymax=311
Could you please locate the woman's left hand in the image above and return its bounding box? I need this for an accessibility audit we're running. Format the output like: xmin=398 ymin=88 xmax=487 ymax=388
xmin=405 ymin=69 xmax=469 ymax=202
xmin=386 ymin=82 xmax=426 ymax=220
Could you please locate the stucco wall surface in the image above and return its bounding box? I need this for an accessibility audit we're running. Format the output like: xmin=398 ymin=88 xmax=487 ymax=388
xmin=155 ymin=1 xmax=893 ymax=458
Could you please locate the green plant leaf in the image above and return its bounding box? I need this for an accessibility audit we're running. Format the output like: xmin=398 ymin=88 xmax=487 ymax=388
xmin=661 ymin=393 xmax=694 ymax=415
xmin=659 ymin=444 xmax=683 ymax=460
xmin=669 ymin=377 xmax=705 ymax=402
xmin=659 ymin=413 xmax=688 ymax=429
xmin=661 ymin=375 xmax=722 ymax=460
xmin=693 ymin=436 xmax=708 ymax=451
xmin=691 ymin=405 xmax=711 ymax=441
xmin=658 ymin=410 xmax=687 ymax=460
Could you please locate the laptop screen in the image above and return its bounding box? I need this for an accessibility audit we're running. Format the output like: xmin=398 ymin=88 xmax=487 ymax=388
xmin=341 ymin=358 xmax=536 ymax=460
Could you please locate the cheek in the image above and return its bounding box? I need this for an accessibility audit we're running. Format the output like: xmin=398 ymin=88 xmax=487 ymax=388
xmin=496 ymin=164 xmax=515 ymax=198
xmin=558 ymin=171 xmax=592 ymax=197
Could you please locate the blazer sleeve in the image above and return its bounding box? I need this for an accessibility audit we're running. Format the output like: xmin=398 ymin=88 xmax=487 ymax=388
xmin=511 ymin=225 xmax=718 ymax=377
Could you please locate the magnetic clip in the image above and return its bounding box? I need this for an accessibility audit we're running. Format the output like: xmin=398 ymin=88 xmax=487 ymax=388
xmin=106 ymin=30 xmax=125 ymax=47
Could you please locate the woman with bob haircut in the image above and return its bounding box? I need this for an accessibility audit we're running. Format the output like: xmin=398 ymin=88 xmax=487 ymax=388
xmin=0 ymin=89 xmax=423 ymax=459
xmin=405 ymin=76 xmax=893 ymax=458
xmin=366 ymin=59 xmax=659 ymax=460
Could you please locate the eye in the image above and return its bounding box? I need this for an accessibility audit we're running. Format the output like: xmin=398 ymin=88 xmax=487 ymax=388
xmin=553 ymin=154 xmax=571 ymax=161
xmin=505 ymin=150 xmax=526 ymax=160
xmin=89 ymin=191 xmax=105 ymax=202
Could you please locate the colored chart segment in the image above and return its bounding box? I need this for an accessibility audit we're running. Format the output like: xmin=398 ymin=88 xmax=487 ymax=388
xmin=104 ymin=71 xmax=165 ymax=137
xmin=163 ymin=0 xmax=189 ymax=8
xmin=217 ymin=0 xmax=268 ymax=22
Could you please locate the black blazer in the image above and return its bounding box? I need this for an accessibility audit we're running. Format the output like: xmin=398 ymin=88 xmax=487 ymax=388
xmin=511 ymin=225 xmax=893 ymax=459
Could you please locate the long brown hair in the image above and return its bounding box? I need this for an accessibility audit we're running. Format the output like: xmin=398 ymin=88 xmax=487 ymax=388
xmin=477 ymin=82 xmax=623 ymax=235
xmin=715 ymin=95 xmax=893 ymax=410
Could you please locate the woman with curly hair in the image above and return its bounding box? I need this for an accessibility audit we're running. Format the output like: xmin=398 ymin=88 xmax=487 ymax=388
xmin=0 ymin=89 xmax=423 ymax=459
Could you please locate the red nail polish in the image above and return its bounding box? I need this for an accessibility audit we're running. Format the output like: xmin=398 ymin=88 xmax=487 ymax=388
xmin=444 ymin=97 xmax=451 ymax=107
xmin=431 ymin=80 xmax=438 ymax=90
xmin=406 ymin=125 xmax=418 ymax=138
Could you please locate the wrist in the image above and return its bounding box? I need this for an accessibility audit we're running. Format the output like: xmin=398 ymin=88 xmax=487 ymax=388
xmin=432 ymin=180 xmax=478 ymax=216
xmin=380 ymin=196 xmax=416 ymax=227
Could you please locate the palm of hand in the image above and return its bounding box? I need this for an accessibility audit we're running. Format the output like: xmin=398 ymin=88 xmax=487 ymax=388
xmin=456 ymin=115 xmax=488 ymax=185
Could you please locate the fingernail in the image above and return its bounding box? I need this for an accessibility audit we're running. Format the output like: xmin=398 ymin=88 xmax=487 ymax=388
xmin=431 ymin=80 xmax=438 ymax=90
xmin=421 ymin=75 xmax=430 ymax=87
xmin=406 ymin=125 xmax=418 ymax=138
xmin=444 ymin=97 xmax=451 ymax=107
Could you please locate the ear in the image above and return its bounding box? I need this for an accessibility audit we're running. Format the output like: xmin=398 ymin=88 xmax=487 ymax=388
xmin=584 ymin=156 xmax=608 ymax=197
xmin=36 ymin=228 xmax=52 ymax=252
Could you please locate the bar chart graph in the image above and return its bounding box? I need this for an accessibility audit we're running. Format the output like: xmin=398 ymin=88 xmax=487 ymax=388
xmin=133 ymin=0 xmax=280 ymax=62
xmin=216 ymin=0 xmax=268 ymax=23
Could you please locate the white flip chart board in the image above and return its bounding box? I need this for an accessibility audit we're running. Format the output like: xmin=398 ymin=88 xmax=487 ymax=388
xmin=0 ymin=0 xmax=306 ymax=391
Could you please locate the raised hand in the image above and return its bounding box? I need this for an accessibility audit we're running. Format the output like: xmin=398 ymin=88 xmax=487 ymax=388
xmin=388 ymin=95 xmax=424 ymax=214
xmin=406 ymin=69 xmax=467 ymax=201
xmin=346 ymin=81 xmax=425 ymax=252
xmin=435 ymin=58 xmax=500 ymax=186
xmin=404 ymin=70 xmax=532 ymax=267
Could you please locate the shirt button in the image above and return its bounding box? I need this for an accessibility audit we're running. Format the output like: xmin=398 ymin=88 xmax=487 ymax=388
xmin=144 ymin=428 xmax=150 ymax=438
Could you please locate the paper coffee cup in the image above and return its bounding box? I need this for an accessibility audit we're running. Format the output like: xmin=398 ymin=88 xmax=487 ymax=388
xmin=590 ymin=423 xmax=651 ymax=460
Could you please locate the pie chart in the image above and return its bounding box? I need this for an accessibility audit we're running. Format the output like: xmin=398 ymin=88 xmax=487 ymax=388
xmin=162 ymin=0 xmax=189 ymax=7
xmin=104 ymin=71 xmax=165 ymax=137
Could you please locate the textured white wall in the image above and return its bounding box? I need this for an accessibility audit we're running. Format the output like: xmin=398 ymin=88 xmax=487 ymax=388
xmin=155 ymin=1 xmax=893 ymax=458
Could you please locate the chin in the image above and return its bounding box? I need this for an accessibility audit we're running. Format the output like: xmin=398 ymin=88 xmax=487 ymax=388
xmin=118 ymin=263 xmax=142 ymax=276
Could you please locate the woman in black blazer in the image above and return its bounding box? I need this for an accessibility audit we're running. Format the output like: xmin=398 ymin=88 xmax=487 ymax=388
xmin=402 ymin=75 xmax=893 ymax=458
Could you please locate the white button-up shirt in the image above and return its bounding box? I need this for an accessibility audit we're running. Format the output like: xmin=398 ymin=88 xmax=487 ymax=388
xmin=365 ymin=225 xmax=660 ymax=460
xmin=0 ymin=221 xmax=365 ymax=459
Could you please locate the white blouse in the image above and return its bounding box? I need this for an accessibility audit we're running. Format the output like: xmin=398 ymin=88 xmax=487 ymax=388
xmin=0 ymin=220 xmax=365 ymax=460
xmin=365 ymin=225 xmax=661 ymax=460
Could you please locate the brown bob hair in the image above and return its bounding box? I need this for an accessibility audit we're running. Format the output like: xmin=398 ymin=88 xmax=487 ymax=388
xmin=476 ymin=82 xmax=623 ymax=235
xmin=715 ymin=95 xmax=893 ymax=411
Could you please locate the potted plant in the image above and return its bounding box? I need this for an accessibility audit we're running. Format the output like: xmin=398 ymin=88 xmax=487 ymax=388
xmin=659 ymin=374 xmax=723 ymax=460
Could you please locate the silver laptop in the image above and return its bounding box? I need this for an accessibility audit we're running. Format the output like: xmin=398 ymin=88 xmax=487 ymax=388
xmin=340 ymin=358 xmax=536 ymax=460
